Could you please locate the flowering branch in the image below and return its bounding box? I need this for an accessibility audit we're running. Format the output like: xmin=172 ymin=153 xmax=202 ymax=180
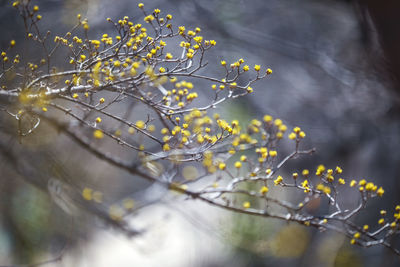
xmin=1 ymin=1 xmax=399 ymax=262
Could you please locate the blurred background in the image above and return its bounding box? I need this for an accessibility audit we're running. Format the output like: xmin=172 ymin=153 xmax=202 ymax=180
xmin=1 ymin=0 xmax=400 ymax=266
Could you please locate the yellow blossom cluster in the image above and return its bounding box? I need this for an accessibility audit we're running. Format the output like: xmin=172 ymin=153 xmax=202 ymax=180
xmin=288 ymin=126 xmax=306 ymax=140
xmin=82 ymin=187 xmax=103 ymax=203
xmin=349 ymin=178 xmax=384 ymax=196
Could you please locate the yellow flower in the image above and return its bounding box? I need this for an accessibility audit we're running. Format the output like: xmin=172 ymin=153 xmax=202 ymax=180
xmin=82 ymin=187 xmax=93 ymax=201
xmin=316 ymin=184 xmax=325 ymax=191
xmin=109 ymin=205 xmax=124 ymax=221
xmin=365 ymin=182 xmax=374 ymax=191
xmin=274 ymin=119 xmax=282 ymax=127
xmin=254 ymin=65 xmax=261 ymax=71
xmin=93 ymin=129 xmax=104 ymax=139
xmin=301 ymin=179 xmax=309 ymax=191
xmin=242 ymin=201 xmax=251 ymax=209
xmin=135 ymin=120 xmax=145 ymax=129
xmin=218 ymin=162 xmax=226 ymax=170
xmin=123 ymin=198 xmax=135 ymax=210
xmin=163 ymin=143 xmax=170 ymax=151
xmin=293 ymin=127 xmax=301 ymax=133
xmin=130 ymin=67 xmax=137 ymax=76
xmin=274 ymin=175 xmax=283 ymax=185
xmin=323 ymin=186 xmax=331 ymax=194
xmin=234 ymin=161 xmax=242 ymax=169
xmin=144 ymin=15 xmax=155 ymax=22
xmin=335 ymin=166 xmax=343 ymax=174
xmin=359 ymin=179 xmax=366 ymax=186
xmin=269 ymin=150 xmax=277 ymax=157
xmin=263 ymin=115 xmax=272 ymax=123
xmin=260 ymin=186 xmax=269 ymax=194
xmin=377 ymin=187 xmax=384 ymax=197
xmin=316 ymin=164 xmax=325 ymax=176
